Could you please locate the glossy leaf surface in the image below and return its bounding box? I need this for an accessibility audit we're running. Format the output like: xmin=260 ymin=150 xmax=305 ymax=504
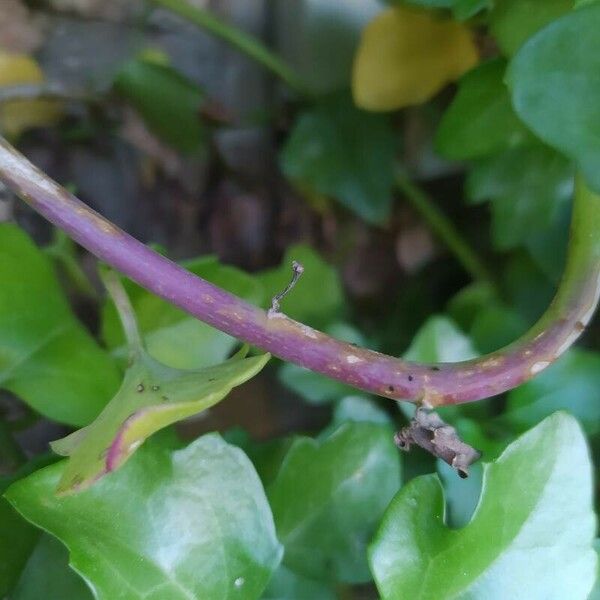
xmin=268 ymin=423 xmax=401 ymax=584
xmin=0 ymin=224 xmax=120 ymax=427
xmin=6 ymin=435 xmax=283 ymax=600
xmin=508 ymin=4 xmax=600 ymax=192
xmin=369 ymin=413 xmax=597 ymax=599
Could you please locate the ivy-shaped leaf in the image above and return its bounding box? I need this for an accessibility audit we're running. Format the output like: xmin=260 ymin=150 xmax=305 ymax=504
xmin=280 ymin=94 xmax=397 ymax=225
xmin=114 ymin=56 xmax=208 ymax=154
xmin=10 ymin=535 xmax=92 ymax=600
xmin=267 ymin=422 xmax=401 ymax=584
xmin=0 ymin=224 xmax=120 ymax=427
xmin=353 ymin=6 xmax=478 ymax=111
xmin=6 ymin=435 xmax=283 ymax=600
xmin=508 ymin=4 xmax=600 ymax=192
xmin=435 ymin=59 xmax=532 ymax=160
xmin=466 ymin=144 xmax=574 ymax=250
xmin=505 ymin=349 xmax=600 ymax=436
xmin=369 ymin=413 xmax=598 ymax=599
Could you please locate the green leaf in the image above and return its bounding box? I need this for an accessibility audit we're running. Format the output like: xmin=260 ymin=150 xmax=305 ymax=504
xmin=331 ymin=395 xmax=392 ymax=427
xmin=506 ymin=349 xmax=600 ymax=436
xmin=490 ymin=0 xmax=574 ymax=55
xmin=403 ymin=315 xmax=478 ymax=364
xmin=508 ymin=4 xmax=600 ymax=192
xmin=50 ymin=347 xmax=269 ymax=495
xmin=278 ymin=322 xmax=364 ymax=404
xmin=280 ymin=93 xmax=396 ymax=224
xmin=114 ymin=57 xmax=207 ymax=154
xmin=524 ymin=200 xmax=570 ymax=282
xmin=469 ymin=304 xmax=528 ymax=353
xmin=466 ymin=144 xmax=574 ymax=250
xmin=11 ymin=535 xmax=92 ymax=600
xmin=437 ymin=459 xmax=483 ymax=528
xmin=6 ymin=434 xmax=283 ymax=600
xmin=318 ymin=395 xmax=392 ymax=440
xmin=102 ymin=255 xmax=264 ymax=369
xmin=0 ymin=482 xmax=38 ymax=596
xmin=0 ymin=224 xmax=120 ymax=427
xmin=262 ymin=566 xmax=336 ymax=600
xmin=446 ymin=282 xmax=496 ymax=331
xmin=268 ymin=423 xmax=401 ymax=584
xmin=369 ymin=413 xmax=597 ymax=600
xmin=257 ymin=245 xmax=344 ymax=327
xmin=435 ymin=59 xmax=532 ymax=160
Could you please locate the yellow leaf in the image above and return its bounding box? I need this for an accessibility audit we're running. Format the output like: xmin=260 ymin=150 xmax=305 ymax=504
xmin=0 ymin=52 xmax=62 ymax=137
xmin=353 ymin=7 xmax=479 ymax=112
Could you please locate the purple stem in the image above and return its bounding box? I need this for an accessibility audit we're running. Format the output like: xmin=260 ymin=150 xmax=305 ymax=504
xmin=1 ymin=137 xmax=599 ymax=407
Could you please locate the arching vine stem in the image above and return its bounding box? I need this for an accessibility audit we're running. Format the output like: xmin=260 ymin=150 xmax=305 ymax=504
xmin=0 ymin=137 xmax=599 ymax=407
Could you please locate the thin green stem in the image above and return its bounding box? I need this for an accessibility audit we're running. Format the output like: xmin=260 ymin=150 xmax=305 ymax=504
xmin=148 ymin=0 xmax=309 ymax=97
xmin=99 ymin=269 xmax=144 ymax=360
xmin=45 ymin=229 xmax=98 ymax=299
xmin=395 ymin=167 xmax=497 ymax=290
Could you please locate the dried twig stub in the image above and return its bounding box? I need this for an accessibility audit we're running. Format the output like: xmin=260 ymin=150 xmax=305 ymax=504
xmin=395 ymin=407 xmax=481 ymax=478
xmin=268 ymin=260 xmax=304 ymax=318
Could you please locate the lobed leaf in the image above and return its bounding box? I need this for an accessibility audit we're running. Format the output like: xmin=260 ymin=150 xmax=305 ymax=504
xmin=369 ymin=413 xmax=598 ymax=599
xmin=50 ymin=347 xmax=270 ymax=495
xmin=506 ymin=349 xmax=600 ymax=436
xmin=466 ymin=144 xmax=574 ymax=250
xmin=508 ymin=4 xmax=600 ymax=192
xmin=0 ymin=224 xmax=120 ymax=427
xmin=435 ymin=58 xmax=532 ymax=160
xmin=114 ymin=57 xmax=208 ymax=154
xmin=6 ymin=434 xmax=283 ymax=600
xmin=267 ymin=422 xmax=401 ymax=584
xmin=279 ymin=94 xmax=396 ymax=225
xmin=10 ymin=535 xmax=92 ymax=600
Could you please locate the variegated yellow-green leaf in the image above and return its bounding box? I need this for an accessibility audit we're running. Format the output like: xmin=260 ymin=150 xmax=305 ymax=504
xmin=0 ymin=52 xmax=61 ymax=137
xmin=353 ymin=7 xmax=478 ymax=112
xmin=51 ymin=347 xmax=270 ymax=495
